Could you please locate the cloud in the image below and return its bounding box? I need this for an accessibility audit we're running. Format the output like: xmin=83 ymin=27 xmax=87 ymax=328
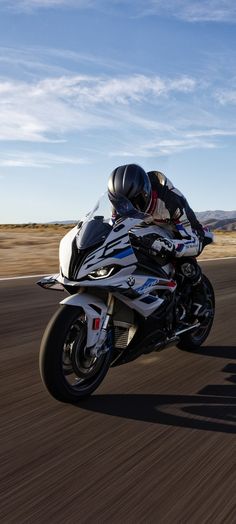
xmin=35 ymin=74 xmax=195 ymax=104
xmin=1 ymin=0 xmax=236 ymax=22
xmin=137 ymin=0 xmax=236 ymax=23
xmin=0 ymin=77 xmax=109 ymax=142
xmin=0 ymin=46 xmax=72 ymax=77
xmin=0 ymin=46 xmax=234 ymax=159
xmin=0 ymin=152 xmax=88 ymax=168
xmin=0 ymin=73 xmax=196 ymax=142
xmin=0 ymin=45 xmax=134 ymax=81
xmin=109 ymin=137 xmax=218 ymax=158
xmin=185 ymin=128 xmax=236 ymax=137
xmin=215 ymin=89 xmax=236 ymax=105
xmin=0 ymin=0 xmax=95 ymax=12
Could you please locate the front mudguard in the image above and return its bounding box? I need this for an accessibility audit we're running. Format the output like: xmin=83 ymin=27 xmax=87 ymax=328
xmin=60 ymin=292 xmax=108 ymax=350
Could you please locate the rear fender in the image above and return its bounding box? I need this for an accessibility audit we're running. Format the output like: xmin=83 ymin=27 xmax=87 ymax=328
xmin=60 ymin=293 xmax=108 ymax=349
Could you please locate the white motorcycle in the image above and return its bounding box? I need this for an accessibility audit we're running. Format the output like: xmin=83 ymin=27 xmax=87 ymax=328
xmin=38 ymin=193 xmax=215 ymax=403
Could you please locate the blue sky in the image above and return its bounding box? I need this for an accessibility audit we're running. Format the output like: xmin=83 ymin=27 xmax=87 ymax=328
xmin=0 ymin=0 xmax=236 ymax=222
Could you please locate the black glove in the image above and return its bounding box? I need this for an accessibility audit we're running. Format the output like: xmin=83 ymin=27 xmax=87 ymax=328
xmin=150 ymin=238 xmax=176 ymax=257
xmin=131 ymin=234 xmax=175 ymax=257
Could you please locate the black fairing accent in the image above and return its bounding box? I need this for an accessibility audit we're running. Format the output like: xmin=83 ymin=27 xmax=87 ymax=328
xmin=68 ymin=238 xmax=99 ymax=281
xmin=133 ymin=249 xmax=170 ymax=275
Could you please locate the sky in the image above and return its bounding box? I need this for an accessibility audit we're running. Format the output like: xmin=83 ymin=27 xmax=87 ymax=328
xmin=0 ymin=0 xmax=236 ymax=223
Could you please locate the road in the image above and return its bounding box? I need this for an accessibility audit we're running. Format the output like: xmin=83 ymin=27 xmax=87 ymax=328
xmin=1 ymin=260 xmax=236 ymax=523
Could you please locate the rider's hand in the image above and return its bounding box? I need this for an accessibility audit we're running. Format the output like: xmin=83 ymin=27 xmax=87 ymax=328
xmin=150 ymin=238 xmax=175 ymax=257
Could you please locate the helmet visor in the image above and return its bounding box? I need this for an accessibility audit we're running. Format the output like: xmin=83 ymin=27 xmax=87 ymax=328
xmin=131 ymin=192 xmax=149 ymax=212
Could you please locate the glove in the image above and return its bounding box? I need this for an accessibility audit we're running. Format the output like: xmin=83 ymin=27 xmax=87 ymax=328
xmin=132 ymin=234 xmax=175 ymax=257
xmin=150 ymin=238 xmax=175 ymax=257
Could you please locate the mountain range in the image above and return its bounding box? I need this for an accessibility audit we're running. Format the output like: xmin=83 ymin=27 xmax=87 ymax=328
xmin=196 ymin=210 xmax=236 ymax=230
xmin=48 ymin=210 xmax=236 ymax=231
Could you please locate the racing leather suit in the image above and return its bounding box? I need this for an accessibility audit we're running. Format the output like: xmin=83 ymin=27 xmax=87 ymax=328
xmin=143 ymin=171 xmax=208 ymax=316
xmin=145 ymin=171 xmax=205 ymax=258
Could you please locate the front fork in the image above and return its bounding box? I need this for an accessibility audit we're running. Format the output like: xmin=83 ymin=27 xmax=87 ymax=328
xmin=89 ymin=294 xmax=115 ymax=357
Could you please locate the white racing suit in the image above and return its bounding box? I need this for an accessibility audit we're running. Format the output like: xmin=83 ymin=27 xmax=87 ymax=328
xmin=146 ymin=171 xmax=205 ymax=258
xmin=142 ymin=171 xmax=212 ymax=315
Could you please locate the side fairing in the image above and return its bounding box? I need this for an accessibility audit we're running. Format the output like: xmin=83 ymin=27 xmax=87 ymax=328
xmin=59 ymin=226 xmax=79 ymax=278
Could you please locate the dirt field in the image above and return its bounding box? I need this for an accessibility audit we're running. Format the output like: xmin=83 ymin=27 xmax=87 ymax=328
xmin=0 ymin=225 xmax=236 ymax=278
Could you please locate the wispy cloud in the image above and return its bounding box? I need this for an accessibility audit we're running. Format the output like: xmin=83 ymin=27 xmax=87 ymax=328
xmin=215 ymin=89 xmax=236 ymax=104
xmin=141 ymin=1 xmax=236 ymax=22
xmin=0 ymin=73 xmax=196 ymax=142
xmin=0 ymin=152 xmax=88 ymax=168
xmin=185 ymin=128 xmax=236 ymax=137
xmin=1 ymin=0 xmax=236 ymax=23
xmin=0 ymin=45 xmax=136 ymax=81
xmin=0 ymin=46 xmax=72 ymax=77
xmin=0 ymin=45 xmax=235 ymax=160
xmin=35 ymin=74 xmax=196 ymax=103
xmin=0 ymin=0 xmax=95 ymax=12
xmin=109 ymin=137 xmax=218 ymax=158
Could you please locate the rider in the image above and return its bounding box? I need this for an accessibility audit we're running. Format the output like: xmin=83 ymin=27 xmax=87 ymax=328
xmin=108 ymin=163 xmax=209 ymax=317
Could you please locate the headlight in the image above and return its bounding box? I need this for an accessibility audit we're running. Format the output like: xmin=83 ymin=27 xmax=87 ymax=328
xmin=88 ymin=266 xmax=115 ymax=279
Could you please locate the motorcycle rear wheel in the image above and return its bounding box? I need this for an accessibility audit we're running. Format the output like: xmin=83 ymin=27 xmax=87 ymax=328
xmin=176 ymin=274 xmax=215 ymax=350
xmin=39 ymin=305 xmax=111 ymax=403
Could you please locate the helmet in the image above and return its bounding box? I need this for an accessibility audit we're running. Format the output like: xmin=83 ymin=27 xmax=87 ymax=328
xmin=108 ymin=164 xmax=151 ymax=212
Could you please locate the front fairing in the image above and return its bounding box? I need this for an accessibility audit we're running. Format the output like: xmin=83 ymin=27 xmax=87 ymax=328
xmin=59 ymin=193 xmax=150 ymax=282
xmin=59 ymin=216 xmax=142 ymax=281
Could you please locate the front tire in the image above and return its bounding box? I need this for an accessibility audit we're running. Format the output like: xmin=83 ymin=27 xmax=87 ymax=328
xmin=177 ymin=274 xmax=215 ymax=350
xmin=39 ymin=305 xmax=111 ymax=403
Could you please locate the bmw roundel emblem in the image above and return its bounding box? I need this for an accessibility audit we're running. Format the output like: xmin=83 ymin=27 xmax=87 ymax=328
xmin=127 ymin=276 xmax=135 ymax=287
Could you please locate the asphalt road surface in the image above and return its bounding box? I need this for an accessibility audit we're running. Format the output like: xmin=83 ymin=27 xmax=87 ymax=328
xmin=1 ymin=260 xmax=236 ymax=524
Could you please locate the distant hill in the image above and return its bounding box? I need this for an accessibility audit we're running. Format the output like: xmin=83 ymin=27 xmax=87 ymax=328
xmin=1 ymin=213 xmax=236 ymax=231
xmin=51 ymin=213 xmax=236 ymax=231
xmin=47 ymin=220 xmax=77 ymax=225
xmin=196 ymin=210 xmax=236 ymax=230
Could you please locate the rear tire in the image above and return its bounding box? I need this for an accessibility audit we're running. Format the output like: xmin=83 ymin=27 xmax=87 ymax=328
xmin=176 ymin=274 xmax=215 ymax=350
xmin=39 ymin=305 xmax=111 ymax=403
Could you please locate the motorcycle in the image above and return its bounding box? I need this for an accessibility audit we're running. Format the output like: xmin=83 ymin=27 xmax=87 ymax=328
xmin=38 ymin=192 xmax=215 ymax=403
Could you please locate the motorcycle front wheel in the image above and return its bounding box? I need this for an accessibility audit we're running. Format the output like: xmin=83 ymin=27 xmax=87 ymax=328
xmin=39 ymin=305 xmax=111 ymax=403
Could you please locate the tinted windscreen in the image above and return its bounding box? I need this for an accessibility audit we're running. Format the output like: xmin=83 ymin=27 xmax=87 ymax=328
xmin=76 ymin=218 xmax=112 ymax=249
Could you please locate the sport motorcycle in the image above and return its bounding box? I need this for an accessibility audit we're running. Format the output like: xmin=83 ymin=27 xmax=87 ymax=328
xmin=38 ymin=192 xmax=215 ymax=403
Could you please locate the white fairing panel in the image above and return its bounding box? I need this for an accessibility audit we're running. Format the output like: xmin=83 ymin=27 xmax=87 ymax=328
xmin=59 ymin=226 xmax=78 ymax=277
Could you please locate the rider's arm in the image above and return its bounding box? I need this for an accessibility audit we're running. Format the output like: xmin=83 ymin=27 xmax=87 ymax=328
xmin=161 ymin=187 xmax=204 ymax=257
xmin=145 ymin=206 xmax=203 ymax=258
xmin=170 ymin=208 xmax=202 ymax=257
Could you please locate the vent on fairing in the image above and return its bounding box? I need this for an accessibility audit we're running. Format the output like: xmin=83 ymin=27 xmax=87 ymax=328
xmin=114 ymin=326 xmax=129 ymax=349
xmin=113 ymin=321 xmax=135 ymax=349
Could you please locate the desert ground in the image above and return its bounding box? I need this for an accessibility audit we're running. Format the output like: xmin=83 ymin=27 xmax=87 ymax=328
xmin=0 ymin=225 xmax=236 ymax=278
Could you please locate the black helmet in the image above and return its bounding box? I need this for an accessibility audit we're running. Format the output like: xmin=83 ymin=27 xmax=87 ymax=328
xmin=108 ymin=164 xmax=151 ymax=212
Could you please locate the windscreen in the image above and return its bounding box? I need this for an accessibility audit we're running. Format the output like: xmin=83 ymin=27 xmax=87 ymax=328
xmin=76 ymin=219 xmax=112 ymax=249
xmin=76 ymin=192 xmax=151 ymax=250
xmin=76 ymin=193 xmax=112 ymax=250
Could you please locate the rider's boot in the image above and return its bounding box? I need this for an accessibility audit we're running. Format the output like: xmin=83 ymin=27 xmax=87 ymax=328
xmin=177 ymin=257 xmax=207 ymax=319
